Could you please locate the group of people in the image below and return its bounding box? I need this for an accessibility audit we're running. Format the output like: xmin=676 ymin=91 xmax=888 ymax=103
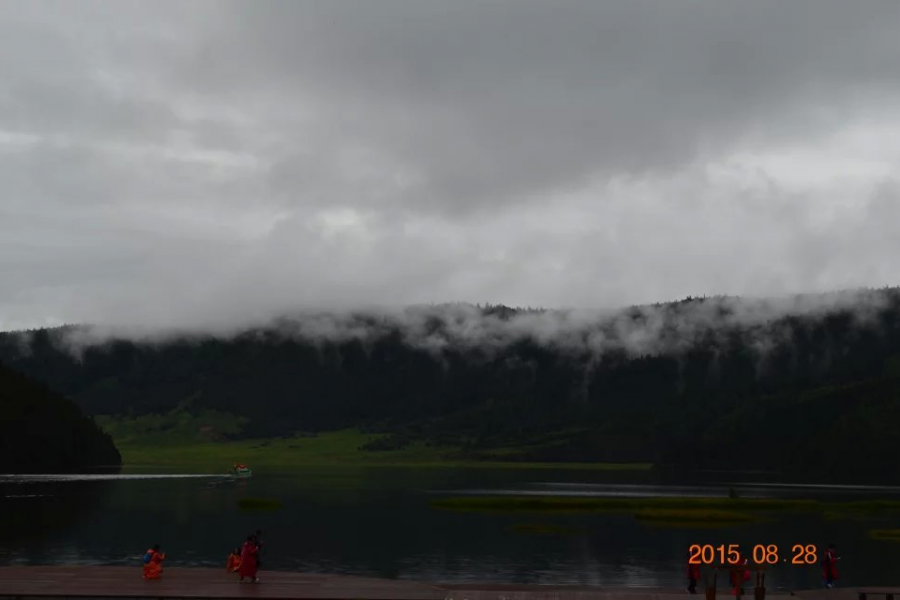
xmin=686 ymin=557 xmax=750 ymax=596
xmin=144 ymin=536 xmax=841 ymax=589
xmin=686 ymin=544 xmax=840 ymax=594
xmin=141 ymin=529 xmax=264 ymax=584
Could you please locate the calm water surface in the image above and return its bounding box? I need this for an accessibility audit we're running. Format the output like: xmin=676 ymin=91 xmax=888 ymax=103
xmin=2 ymin=467 xmax=900 ymax=588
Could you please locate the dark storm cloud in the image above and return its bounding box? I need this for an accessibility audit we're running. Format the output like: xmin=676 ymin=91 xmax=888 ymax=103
xmin=2 ymin=0 xmax=900 ymax=331
xmin=180 ymin=0 xmax=900 ymax=212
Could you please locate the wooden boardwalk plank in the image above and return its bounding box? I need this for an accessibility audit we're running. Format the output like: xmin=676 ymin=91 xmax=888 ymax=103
xmin=442 ymin=591 xmax=794 ymax=600
xmin=0 ymin=567 xmax=895 ymax=600
xmin=0 ymin=567 xmax=447 ymax=600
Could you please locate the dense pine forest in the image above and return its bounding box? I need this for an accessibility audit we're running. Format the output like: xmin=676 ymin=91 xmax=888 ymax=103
xmin=0 ymin=362 xmax=121 ymax=473
xmin=2 ymin=289 xmax=900 ymax=480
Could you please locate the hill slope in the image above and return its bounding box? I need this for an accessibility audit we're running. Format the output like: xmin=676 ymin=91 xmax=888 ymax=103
xmin=0 ymin=362 xmax=121 ymax=473
xmin=1 ymin=291 xmax=900 ymax=479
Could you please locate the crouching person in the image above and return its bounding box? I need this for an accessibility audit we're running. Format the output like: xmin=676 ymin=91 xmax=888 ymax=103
xmin=227 ymin=547 xmax=242 ymax=573
xmin=142 ymin=544 xmax=166 ymax=579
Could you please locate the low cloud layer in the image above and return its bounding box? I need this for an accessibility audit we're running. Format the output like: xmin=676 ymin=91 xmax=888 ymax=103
xmin=3 ymin=1 xmax=900 ymax=331
xmin=34 ymin=288 xmax=894 ymax=369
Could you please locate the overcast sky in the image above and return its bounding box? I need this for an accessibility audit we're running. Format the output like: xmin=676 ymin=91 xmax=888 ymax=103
xmin=2 ymin=0 xmax=900 ymax=331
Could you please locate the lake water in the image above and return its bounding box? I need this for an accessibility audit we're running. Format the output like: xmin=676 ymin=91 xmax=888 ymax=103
xmin=3 ymin=467 xmax=900 ymax=588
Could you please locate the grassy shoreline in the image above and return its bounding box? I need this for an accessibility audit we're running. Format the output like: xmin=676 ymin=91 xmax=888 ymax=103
xmin=103 ymin=427 xmax=653 ymax=472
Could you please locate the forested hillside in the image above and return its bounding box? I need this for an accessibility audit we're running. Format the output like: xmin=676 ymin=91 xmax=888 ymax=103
xmin=0 ymin=362 xmax=121 ymax=473
xmin=2 ymin=290 xmax=900 ymax=479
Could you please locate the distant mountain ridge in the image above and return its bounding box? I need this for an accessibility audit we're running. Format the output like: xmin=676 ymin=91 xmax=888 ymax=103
xmin=0 ymin=361 xmax=121 ymax=473
xmin=2 ymin=289 xmax=900 ymax=480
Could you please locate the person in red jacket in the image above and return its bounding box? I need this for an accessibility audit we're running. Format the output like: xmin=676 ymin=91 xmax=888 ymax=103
xmin=687 ymin=551 xmax=701 ymax=594
xmin=822 ymin=543 xmax=839 ymax=588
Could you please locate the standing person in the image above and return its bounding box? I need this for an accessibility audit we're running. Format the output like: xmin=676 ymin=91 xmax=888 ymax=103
xmin=141 ymin=544 xmax=166 ymax=579
xmin=687 ymin=551 xmax=701 ymax=594
xmin=238 ymin=530 xmax=263 ymax=568
xmin=822 ymin=544 xmax=840 ymax=588
xmin=239 ymin=535 xmax=260 ymax=584
xmin=729 ymin=556 xmax=750 ymax=597
xmin=226 ymin=547 xmax=242 ymax=573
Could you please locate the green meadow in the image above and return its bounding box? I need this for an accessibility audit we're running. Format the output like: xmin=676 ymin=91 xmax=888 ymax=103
xmin=95 ymin=413 xmax=652 ymax=472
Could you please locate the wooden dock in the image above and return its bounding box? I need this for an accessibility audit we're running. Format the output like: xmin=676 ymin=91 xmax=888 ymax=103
xmin=443 ymin=584 xmax=791 ymax=600
xmin=0 ymin=566 xmax=895 ymax=600
xmin=0 ymin=567 xmax=446 ymax=600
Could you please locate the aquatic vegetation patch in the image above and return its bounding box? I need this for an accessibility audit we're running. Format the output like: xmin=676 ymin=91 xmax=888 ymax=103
xmin=433 ymin=494 xmax=900 ymax=525
xmin=633 ymin=508 xmax=758 ymax=526
xmin=430 ymin=496 xmax=818 ymax=514
xmin=238 ymin=497 xmax=284 ymax=511
xmin=822 ymin=500 xmax=900 ymax=521
xmin=869 ymin=529 xmax=900 ymax=542
xmin=509 ymin=523 xmax=582 ymax=535
xmin=636 ymin=518 xmax=747 ymax=529
xmin=831 ymin=500 xmax=900 ymax=512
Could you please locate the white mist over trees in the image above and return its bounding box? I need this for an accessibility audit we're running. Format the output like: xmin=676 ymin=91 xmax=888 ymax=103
xmin=2 ymin=288 xmax=900 ymax=480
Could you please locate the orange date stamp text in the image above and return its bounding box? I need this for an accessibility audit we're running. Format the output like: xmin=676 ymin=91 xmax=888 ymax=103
xmin=688 ymin=544 xmax=818 ymax=565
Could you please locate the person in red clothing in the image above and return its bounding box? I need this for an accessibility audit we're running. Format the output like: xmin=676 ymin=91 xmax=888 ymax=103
xmin=822 ymin=543 xmax=839 ymax=588
xmin=687 ymin=551 xmax=701 ymax=594
xmin=226 ymin=547 xmax=242 ymax=573
xmin=729 ymin=555 xmax=750 ymax=596
xmin=238 ymin=535 xmax=260 ymax=583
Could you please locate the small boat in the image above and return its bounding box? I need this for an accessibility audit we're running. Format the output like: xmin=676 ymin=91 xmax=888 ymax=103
xmin=230 ymin=464 xmax=252 ymax=478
